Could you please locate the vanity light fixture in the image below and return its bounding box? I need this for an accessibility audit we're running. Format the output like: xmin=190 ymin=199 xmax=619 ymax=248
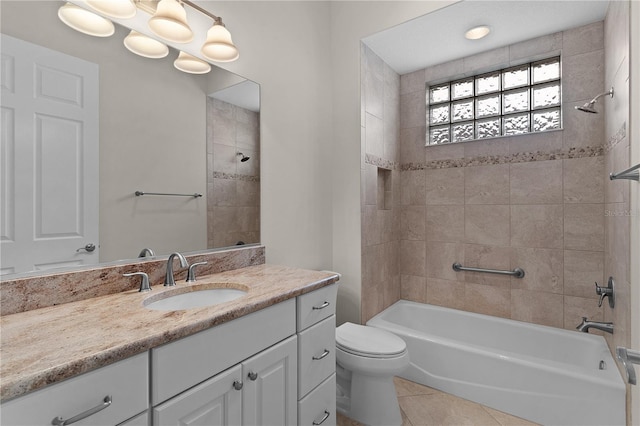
xmin=174 ymin=51 xmax=211 ymax=74
xmin=58 ymin=2 xmax=115 ymax=37
xmin=86 ymin=0 xmax=137 ymax=19
xmin=201 ymin=18 xmax=240 ymax=62
xmin=148 ymin=0 xmax=194 ymax=43
xmin=57 ymin=0 xmax=239 ymax=74
xmin=465 ymin=25 xmax=491 ymax=40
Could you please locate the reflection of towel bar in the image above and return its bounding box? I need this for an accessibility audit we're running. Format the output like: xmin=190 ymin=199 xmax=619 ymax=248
xmin=610 ymin=163 xmax=640 ymax=181
xmin=452 ymin=262 xmax=525 ymax=279
xmin=135 ymin=191 xmax=202 ymax=198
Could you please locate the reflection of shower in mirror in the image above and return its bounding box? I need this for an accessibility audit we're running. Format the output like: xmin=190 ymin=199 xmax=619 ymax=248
xmin=237 ymin=152 xmax=250 ymax=162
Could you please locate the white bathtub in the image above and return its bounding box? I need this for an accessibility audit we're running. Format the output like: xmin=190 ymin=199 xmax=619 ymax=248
xmin=367 ymin=300 xmax=626 ymax=426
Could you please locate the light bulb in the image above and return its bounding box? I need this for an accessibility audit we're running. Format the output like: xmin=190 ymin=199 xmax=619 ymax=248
xmin=58 ymin=2 xmax=114 ymax=37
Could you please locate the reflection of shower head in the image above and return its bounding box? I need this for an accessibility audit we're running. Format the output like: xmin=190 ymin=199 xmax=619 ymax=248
xmin=237 ymin=152 xmax=250 ymax=162
xmin=575 ymin=87 xmax=614 ymax=114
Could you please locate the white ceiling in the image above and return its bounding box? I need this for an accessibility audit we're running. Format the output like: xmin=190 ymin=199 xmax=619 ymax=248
xmin=363 ymin=0 xmax=610 ymax=75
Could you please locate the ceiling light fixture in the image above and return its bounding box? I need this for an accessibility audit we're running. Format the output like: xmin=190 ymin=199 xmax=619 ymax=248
xmin=58 ymin=2 xmax=115 ymax=37
xmin=465 ymin=25 xmax=491 ymax=40
xmin=57 ymin=0 xmax=239 ymax=75
xmin=174 ymin=51 xmax=211 ymax=74
xmin=124 ymin=30 xmax=169 ymax=58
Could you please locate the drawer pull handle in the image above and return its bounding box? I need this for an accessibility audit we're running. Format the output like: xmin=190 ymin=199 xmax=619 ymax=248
xmin=312 ymin=349 xmax=330 ymax=361
xmin=312 ymin=301 xmax=330 ymax=310
xmin=233 ymin=380 xmax=243 ymax=391
xmin=248 ymin=371 xmax=258 ymax=381
xmin=51 ymin=395 xmax=112 ymax=426
xmin=312 ymin=410 xmax=331 ymax=425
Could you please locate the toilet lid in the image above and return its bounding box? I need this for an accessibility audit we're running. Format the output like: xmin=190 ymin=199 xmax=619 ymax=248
xmin=336 ymin=322 xmax=406 ymax=358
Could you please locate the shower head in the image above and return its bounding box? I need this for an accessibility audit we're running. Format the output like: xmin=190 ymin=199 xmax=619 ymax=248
xmin=237 ymin=152 xmax=250 ymax=162
xmin=574 ymin=87 xmax=614 ymax=114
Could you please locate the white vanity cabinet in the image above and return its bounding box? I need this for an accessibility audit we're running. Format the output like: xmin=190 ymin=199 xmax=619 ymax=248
xmin=296 ymin=284 xmax=338 ymax=426
xmin=1 ymin=283 xmax=339 ymax=426
xmin=152 ymin=299 xmax=299 ymax=426
xmin=0 ymin=352 xmax=148 ymax=426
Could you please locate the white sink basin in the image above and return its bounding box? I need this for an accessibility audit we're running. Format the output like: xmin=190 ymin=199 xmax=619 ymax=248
xmin=144 ymin=286 xmax=248 ymax=311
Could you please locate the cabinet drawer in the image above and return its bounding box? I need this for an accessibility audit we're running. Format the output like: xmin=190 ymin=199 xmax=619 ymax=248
xmin=1 ymin=352 xmax=148 ymax=426
xmin=298 ymin=315 xmax=335 ymax=397
xmin=297 ymin=374 xmax=336 ymax=426
xmin=297 ymin=284 xmax=337 ymax=331
xmin=152 ymin=299 xmax=295 ymax=405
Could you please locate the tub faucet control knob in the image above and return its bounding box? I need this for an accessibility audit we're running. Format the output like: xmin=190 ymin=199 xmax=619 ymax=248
xmin=595 ymin=277 xmax=615 ymax=308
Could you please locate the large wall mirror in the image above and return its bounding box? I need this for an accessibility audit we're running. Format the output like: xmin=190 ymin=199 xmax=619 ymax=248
xmin=0 ymin=1 xmax=260 ymax=277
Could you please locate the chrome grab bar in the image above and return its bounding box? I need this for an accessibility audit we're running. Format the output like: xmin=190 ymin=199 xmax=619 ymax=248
xmin=610 ymin=163 xmax=640 ymax=181
xmin=135 ymin=191 xmax=202 ymax=198
xmin=617 ymin=347 xmax=640 ymax=385
xmin=452 ymin=262 xmax=525 ymax=279
xmin=51 ymin=395 xmax=112 ymax=425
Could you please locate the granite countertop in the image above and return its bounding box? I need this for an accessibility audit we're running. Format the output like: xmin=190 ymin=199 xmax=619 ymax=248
xmin=0 ymin=264 xmax=339 ymax=401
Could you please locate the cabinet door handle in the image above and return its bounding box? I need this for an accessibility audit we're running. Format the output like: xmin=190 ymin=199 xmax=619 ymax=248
xmin=247 ymin=371 xmax=258 ymax=381
xmin=312 ymin=349 xmax=330 ymax=361
xmin=312 ymin=301 xmax=330 ymax=310
xmin=312 ymin=410 xmax=331 ymax=425
xmin=51 ymin=395 xmax=112 ymax=425
xmin=232 ymin=380 xmax=243 ymax=391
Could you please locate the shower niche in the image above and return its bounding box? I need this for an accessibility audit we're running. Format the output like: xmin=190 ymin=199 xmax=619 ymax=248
xmin=377 ymin=168 xmax=392 ymax=211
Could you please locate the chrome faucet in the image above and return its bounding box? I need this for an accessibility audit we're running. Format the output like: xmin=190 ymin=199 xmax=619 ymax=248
xmin=164 ymin=252 xmax=188 ymax=286
xmin=138 ymin=248 xmax=155 ymax=258
xmin=576 ymin=317 xmax=614 ymax=334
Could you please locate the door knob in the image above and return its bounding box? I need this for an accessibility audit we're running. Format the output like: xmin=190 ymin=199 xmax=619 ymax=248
xmin=76 ymin=243 xmax=96 ymax=253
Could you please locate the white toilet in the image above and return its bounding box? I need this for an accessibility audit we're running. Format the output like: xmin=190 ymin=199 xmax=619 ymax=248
xmin=335 ymin=322 xmax=410 ymax=426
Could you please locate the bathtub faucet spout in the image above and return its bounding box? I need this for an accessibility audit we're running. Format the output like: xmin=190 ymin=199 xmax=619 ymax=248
xmin=576 ymin=317 xmax=614 ymax=334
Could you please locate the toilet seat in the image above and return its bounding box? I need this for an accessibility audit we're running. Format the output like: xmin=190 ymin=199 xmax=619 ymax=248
xmin=336 ymin=322 xmax=406 ymax=358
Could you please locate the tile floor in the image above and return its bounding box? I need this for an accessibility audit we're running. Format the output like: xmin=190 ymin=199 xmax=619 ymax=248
xmin=336 ymin=377 xmax=539 ymax=426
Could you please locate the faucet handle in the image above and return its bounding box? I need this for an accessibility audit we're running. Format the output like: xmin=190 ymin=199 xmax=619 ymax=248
xmin=123 ymin=272 xmax=151 ymax=292
xmin=594 ymin=278 xmax=615 ymax=308
xmin=186 ymin=262 xmax=207 ymax=282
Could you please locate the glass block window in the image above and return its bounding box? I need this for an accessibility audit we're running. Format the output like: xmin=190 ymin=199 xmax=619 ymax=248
xmin=427 ymin=57 xmax=561 ymax=145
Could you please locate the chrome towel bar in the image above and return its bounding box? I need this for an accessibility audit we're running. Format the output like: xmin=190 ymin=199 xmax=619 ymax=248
xmin=135 ymin=191 xmax=202 ymax=198
xmin=452 ymin=262 xmax=525 ymax=279
xmin=610 ymin=163 xmax=640 ymax=181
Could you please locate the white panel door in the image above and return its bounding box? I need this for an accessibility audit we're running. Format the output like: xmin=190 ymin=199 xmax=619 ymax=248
xmin=0 ymin=34 xmax=99 ymax=275
xmin=153 ymin=365 xmax=243 ymax=426
xmin=242 ymin=336 xmax=298 ymax=426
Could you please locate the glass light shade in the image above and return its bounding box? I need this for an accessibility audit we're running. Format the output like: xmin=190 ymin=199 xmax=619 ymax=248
xmin=148 ymin=0 xmax=193 ymax=43
xmin=174 ymin=52 xmax=211 ymax=74
xmin=86 ymin=0 xmax=136 ymax=19
xmin=201 ymin=24 xmax=239 ymax=62
xmin=58 ymin=3 xmax=114 ymax=37
xmin=465 ymin=25 xmax=491 ymax=40
xmin=124 ymin=31 xmax=169 ymax=58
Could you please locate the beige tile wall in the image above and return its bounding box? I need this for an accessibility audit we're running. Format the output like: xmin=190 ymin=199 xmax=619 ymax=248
xmin=391 ymin=22 xmax=611 ymax=330
xmin=207 ymin=98 xmax=260 ymax=248
xmin=361 ymin=44 xmax=401 ymax=323
xmin=602 ymin=2 xmax=631 ymax=416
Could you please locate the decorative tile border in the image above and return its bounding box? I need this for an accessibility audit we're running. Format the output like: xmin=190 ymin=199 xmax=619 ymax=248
xmin=604 ymin=122 xmax=626 ymax=154
xmin=399 ymin=145 xmax=604 ymax=171
xmin=364 ymin=154 xmax=399 ymax=170
xmin=212 ymin=171 xmax=260 ymax=182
